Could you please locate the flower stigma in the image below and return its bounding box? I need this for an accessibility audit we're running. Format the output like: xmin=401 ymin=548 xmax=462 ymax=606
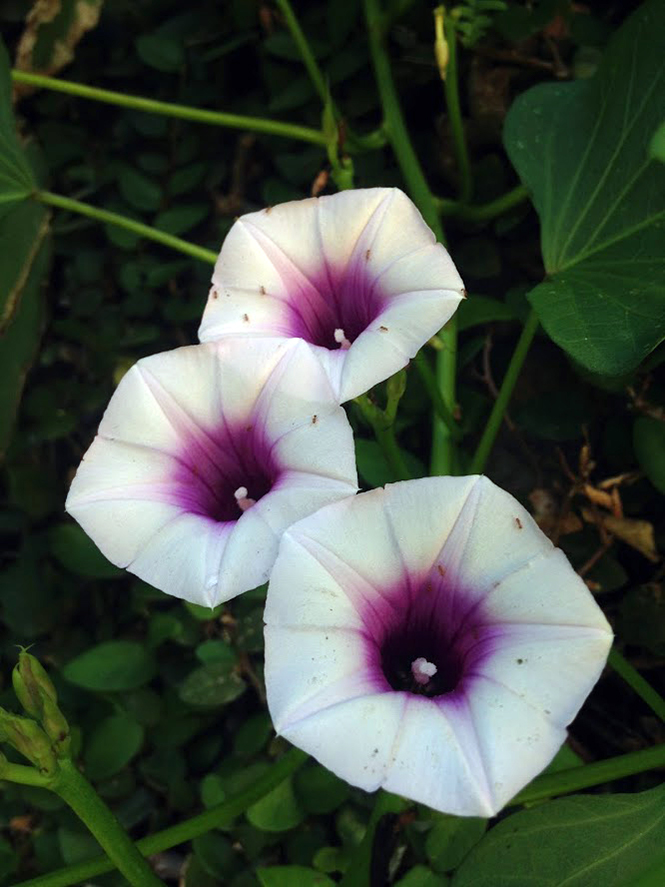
xmin=333 ymin=328 xmax=352 ymax=350
xmin=234 ymin=486 xmax=256 ymax=512
xmin=411 ymin=657 xmax=438 ymax=686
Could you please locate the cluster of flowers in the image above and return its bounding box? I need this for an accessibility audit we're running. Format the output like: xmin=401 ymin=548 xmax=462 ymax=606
xmin=67 ymin=188 xmax=612 ymax=817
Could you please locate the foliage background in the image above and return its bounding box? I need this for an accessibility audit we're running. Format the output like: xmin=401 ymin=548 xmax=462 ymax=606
xmin=0 ymin=0 xmax=663 ymax=884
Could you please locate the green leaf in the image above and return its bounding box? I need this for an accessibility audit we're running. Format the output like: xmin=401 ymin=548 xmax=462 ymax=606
xmin=633 ymin=417 xmax=665 ymax=494
xmin=247 ymin=776 xmax=306 ymax=832
xmin=258 ymin=866 xmax=334 ymax=887
xmin=63 ymin=641 xmax=156 ymax=691
xmin=154 ymin=203 xmax=208 ymax=235
xmin=49 ymin=523 xmax=123 ymax=578
xmin=426 ymin=814 xmax=487 ymax=873
xmin=0 ymin=201 xmax=51 ymax=457
xmin=457 ymin=296 xmax=516 ymax=332
xmin=452 ymin=785 xmax=665 ymax=887
xmin=503 ymin=0 xmax=665 ymax=375
xmin=295 ymin=763 xmax=350 ymax=814
xmin=135 ymin=33 xmax=184 ymax=72
xmin=118 ymin=166 xmax=162 ymax=212
xmin=650 ymin=121 xmax=665 ymax=163
xmin=84 ymin=714 xmax=144 ymax=781
xmin=618 ymin=585 xmax=665 ymax=656
xmin=355 ymin=438 xmax=425 ymax=488
xmin=192 ymin=833 xmax=239 ymax=879
xmin=396 ymin=866 xmax=449 ymax=887
xmin=178 ymin=662 xmax=246 ymax=707
xmin=0 ymin=38 xmax=35 ymax=208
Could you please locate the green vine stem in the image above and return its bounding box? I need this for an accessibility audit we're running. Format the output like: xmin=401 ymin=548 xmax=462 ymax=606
xmin=441 ymin=12 xmax=472 ymax=204
xmin=413 ymin=350 xmax=463 ymax=442
xmin=608 ymin=648 xmax=665 ymax=722
xmin=35 ymin=191 xmax=218 ymax=265
xmin=470 ymin=308 xmax=540 ymax=474
xmin=15 ymin=748 xmax=308 ymax=887
xmin=511 ymin=743 xmax=665 ymax=806
xmin=51 ymin=759 xmax=164 ymax=887
xmin=437 ymin=183 xmax=530 ymax=221
xmin=364 ymin=0 xmax=457 ymax=477
xmin=11 ymin=70 xmax=327 ymax=146
xmin=274 ymin=0 xmax=328 ymax=104
xmin=355 ymin=393 xmax=412 ymax=482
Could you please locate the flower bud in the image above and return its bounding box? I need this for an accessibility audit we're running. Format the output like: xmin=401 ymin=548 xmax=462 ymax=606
xmin=0 ymin=710 xmax=57 ymax=776
xmin=12 ymin=650 xmax=70 ymax=757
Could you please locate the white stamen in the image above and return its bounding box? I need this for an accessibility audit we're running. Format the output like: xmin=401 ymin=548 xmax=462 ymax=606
xmin=334 ymin=328 xmax=352 ymax=350
xmin=411 ymin=657 xmax=437 ymax=686
xmin=234 ymin=486 xmax=256 ymax=512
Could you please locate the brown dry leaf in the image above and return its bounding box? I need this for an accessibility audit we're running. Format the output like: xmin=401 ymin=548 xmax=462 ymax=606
xmin=582 ymin=507 xmax=659 ymax=562
xmin=13 ymin=0 xmax=103 ymax=100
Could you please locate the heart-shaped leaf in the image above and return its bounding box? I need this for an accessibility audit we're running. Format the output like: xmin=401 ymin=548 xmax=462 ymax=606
xmin=504 ymin=0 xmax=665 ymax=375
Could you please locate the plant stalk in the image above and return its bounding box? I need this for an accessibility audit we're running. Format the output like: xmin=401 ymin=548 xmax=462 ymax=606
xmin=11 ymin=70 xmax=326 ymax=146
xmin=35 ymin=191 xmax=217 ymax=265
xmin=470 ymin=308 xmax=539 ymax=474
xmin=15 ymin=748 xmax=308 ymax=887
xmin=52 ymin=759 xmax=164 ymax=887
xmin=364 ymin=0 xmax=457 ymax=477
xmin=609 ymin=648 xmax=665 ymax=722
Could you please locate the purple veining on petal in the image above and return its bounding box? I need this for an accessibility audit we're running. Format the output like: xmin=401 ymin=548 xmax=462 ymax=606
xmin=171 ymin=418 xmax=280 ymax=523
xmin=283 ymin=255 xmax=384 ymax=350
xmin=357 ymin=561 xmax=502 ymax=703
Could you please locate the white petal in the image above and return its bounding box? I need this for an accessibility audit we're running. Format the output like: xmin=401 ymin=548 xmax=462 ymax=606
xmin=471 ymin=622 xmax=612 ymax=728
xmin=66 ymin=437 xmax=182 ymax=567
xmin=463 ymin=675 xmax=567 ymax=811
xmin=382 ymin=695 xmax=496 ymax=816
xmin=437 ymin=475 xmax=553 ymax=606
xmin=284 ymin=489 xmax=406 ymax=598
xmin=264 ymin=532 xmax=363 ymax=631
xmin=482 ymin=548 xmax=614 ymax=631
xmin=382 ymin=477 xmax=479 ymax=584
xmin=129 ymin=513 xmax=233 ymax=607
xmin=265 ymin=625 xmax=379 ymax=733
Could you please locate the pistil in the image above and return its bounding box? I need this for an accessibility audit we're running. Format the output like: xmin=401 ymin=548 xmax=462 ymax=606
xmin=411 ymin=657 xmax=438 ymax=686
xmin=234 ymin=486 xmax=256 ymax=512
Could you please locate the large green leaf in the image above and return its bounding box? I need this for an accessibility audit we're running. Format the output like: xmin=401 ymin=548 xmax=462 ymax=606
xmin=0 ymin=201 xmax=51 ymax=457
xmin=0 ymin=38 xmax=35 ymax=208
xmin=504 ymin=0 xmax=665 ymax=375
xmin=452 ymin=785 xmax=665 ymax=887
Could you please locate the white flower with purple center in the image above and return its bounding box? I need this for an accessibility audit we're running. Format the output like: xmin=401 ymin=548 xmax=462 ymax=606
xmin=198 ymin=188 xmax=465 ymax=403
xmin=66 ymin=338 xmax=358 ymax=607
xmin=264 ymin=476 xmax=613 ymax=817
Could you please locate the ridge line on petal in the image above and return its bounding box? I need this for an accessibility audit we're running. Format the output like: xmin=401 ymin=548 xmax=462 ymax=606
xmin=290 ymin=532 xmax=400 ymax=624
xmin=277 ymin=688 xmax=390 ymax=736
xmin=466 ymin=670 xmax=571 ymax=730
xmin=441 ymin=696 xmax=496 ymax=816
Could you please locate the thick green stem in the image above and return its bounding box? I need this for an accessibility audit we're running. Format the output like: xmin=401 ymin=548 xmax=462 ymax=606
xmin=470 ymin=308 xmax=539 ymax=474
xmin=364 ymin=0 xmax=457 ymax=476
xmin=52 ymin=759 xmax=163 ymax=887
xmin=609 ymin=648 xmax=665 ymax=722
xmin=443 ymin=17 xmax=472 ymax=204
xmin=511 ymin=743 xmax=665 ymax=806
xmin=11 ymin=70 xmax=326 ymax=146
xmin=274 ymin=0 xmax=328 ymax=103
xmin=35 ymin=191 xmax=217 ymax=264
xmin=355 ymin=394 xmax=412 ymax=482
xmin=15 ymin=748 xmax=308 ymax=887
xmin=413 ymin=350 xmax=463 ymax=442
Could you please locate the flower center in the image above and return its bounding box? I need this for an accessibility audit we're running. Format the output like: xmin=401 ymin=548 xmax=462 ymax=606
xmin=174 ymin=421 xmax=278 ymax=523
xmin=374 ymin=570 xmax=492 ymax=699
xmin=286 ymin=261 xmax=384 ymax=350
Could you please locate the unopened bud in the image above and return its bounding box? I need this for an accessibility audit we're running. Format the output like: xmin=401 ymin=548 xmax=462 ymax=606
xmin=12 ymin=650 xmax=70 ymax=757
xmin=0 ymin=710 xmax=57 ymax=776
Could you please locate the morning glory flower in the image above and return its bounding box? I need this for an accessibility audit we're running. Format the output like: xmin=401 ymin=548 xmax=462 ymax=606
xmin=264 ymin=476 xmax=613 ymax=816
xmin=198 ymin=188 xmax=465 ymax=403
xmin=66 ymin=338 xmax=358 ymax=607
